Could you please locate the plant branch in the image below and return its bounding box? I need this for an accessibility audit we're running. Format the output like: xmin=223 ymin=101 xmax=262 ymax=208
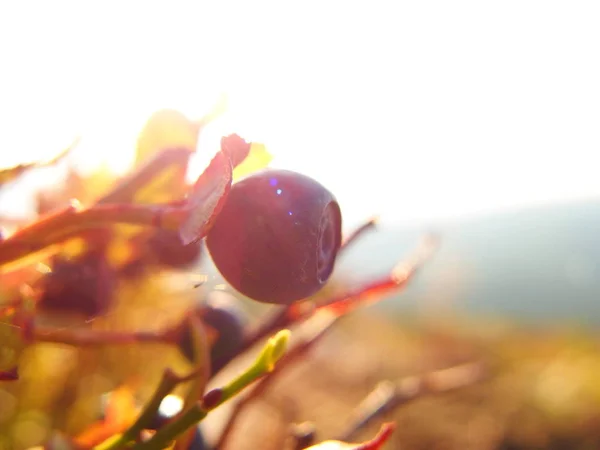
xmin=0 ymin=201 xmax=188 ymax=268
xmin=32 ymin=326 xmax=170 ymax=347
xmin=0 ymin=137 xmax=78 ymax=186
xmin=130 ymin=330 xmax=290 ymax=450
xmin=215 ymin=310 xmax=339 ymax=450
xmin=337 ymin=361 xmax=488 ymax=442
xmin=22 ymin=307 xmax=190 ymax=348
xmin=339 ymin=216 xmax=379 ymax=255
xmin=173 ymin=315 xmax=212 ymax=450
xmin=94 ymin=365 xmax=204 ymax=450
xmin=215 ymin=232 xmax=439 ymax=376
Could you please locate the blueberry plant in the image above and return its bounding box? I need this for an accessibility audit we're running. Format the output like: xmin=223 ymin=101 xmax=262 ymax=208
xmin=0 ymin=104 xmax=440 ymax=449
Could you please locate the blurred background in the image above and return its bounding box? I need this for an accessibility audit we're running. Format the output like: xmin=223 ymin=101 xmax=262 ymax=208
xmin=1 ymin=2 xmax=600 ymax=449
xmin=1 ymin=1 xmax=599 ymax=324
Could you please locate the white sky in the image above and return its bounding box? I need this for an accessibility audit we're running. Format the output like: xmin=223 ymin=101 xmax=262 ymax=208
xmin=0 ymin=1 xmax=599 ymax=229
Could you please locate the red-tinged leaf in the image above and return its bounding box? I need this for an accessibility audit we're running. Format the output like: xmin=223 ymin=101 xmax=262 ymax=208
xmin=221 ymin=134 xmax=251 ymax=168
xmin=221 ymin=133 xmax=273 ymax=181
xmin=0 ymin=137 xmax=77 ymax=187
xmin=179 ymin=151 xmax=232 ymax=245
xmin=306 ymin=423 xmax=395 ymax=450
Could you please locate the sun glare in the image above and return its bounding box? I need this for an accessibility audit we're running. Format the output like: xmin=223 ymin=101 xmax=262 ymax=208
xmin=1 ymin=2 xmax=599 ymax=227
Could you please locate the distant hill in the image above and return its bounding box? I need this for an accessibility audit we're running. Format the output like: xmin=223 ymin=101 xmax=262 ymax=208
xmin=335 ymin=197 xmax=600 ymax=326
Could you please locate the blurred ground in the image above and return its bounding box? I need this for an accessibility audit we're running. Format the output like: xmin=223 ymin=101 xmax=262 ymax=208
xmin=2 ymin=281 xmax=600 ymax=450
xmin=213 ymin=312 xmax=600 ymax=450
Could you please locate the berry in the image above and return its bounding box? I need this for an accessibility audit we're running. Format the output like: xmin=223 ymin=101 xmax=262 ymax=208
xmin=146 ymin=229 xmax=203 ymax=269
xmin=179 ymin=293 xmax=246 ymax=374
xmin=38 ymin=250 xmax=115 ymax=319
xmin=206 ymin=169 xmax=342 ymax=304
xmin=188 ymin=427 xmax=209 ymax=450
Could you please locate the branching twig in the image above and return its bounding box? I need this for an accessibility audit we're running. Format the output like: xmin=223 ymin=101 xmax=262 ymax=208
xmin=95 ymin=365 xmax=206 ymax=450
xmin=213 ymin=234 xmax=439 ymax=448
xmin=0 ymin=138 xmax=78 ymax=187
xmin=216 ymin=232 xmax=439 ymax=374
xmin=18 ymin=305 xmax=188 ymax=349
xmin=0 ymin=201 xmax=187 ymax=268
xmin=339 ymin=216 xmax=379 ymax=255
xmin=337 ymin=361 xmax=488 ymax=442
xmin=127 ymin=330 xmax=290 ymax=450
xmin=215 ymin=310 xmax=340 ymax=449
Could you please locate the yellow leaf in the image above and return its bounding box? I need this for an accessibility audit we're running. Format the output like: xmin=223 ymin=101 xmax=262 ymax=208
xmin=135 ymin=109 xmax=199 ymax=166
xmin=133 ymin=162 xmax=187 ymax=204
xmin=130 ymin=109 xmax=199 ymax=204
xmin=232 ymin=142 xmax=273 ymax=181
xmin=74 ymin=385 xmax=140 ymax=448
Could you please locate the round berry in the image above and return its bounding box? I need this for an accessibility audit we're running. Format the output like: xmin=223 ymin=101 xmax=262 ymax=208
xmin=179 ymin=293 xmax=246 ymax=374
xmin=147 ymin=229 xmax=203 ymax=269
xmin=38 ymin=250 xmax=115 ymax=319
xmin=206 ymin=169 xmax=342 ymax=304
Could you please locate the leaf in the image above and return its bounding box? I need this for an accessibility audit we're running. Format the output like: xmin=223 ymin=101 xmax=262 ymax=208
xmin=134 ymin=109 xmax=199 ymax=166
xmin=232 ymin=142 xmax=273 ymax=181
xmin=306 ymin=423 xmax=395 ymax=450
xmin=220 ymin=134 xmax=251 ymax=168
xmin=0 ymin=137 xmax=77 ymax=187
xmin=74 ymin=385 xmax=140 ymax=448
xmin=179 ymin=150 xmax=232 ymax=245
xmin=45 ymin=432 xmax=84 ymax=450
xmin=100 ymin=147 xmax=193 ymax=206
xmin=220 ymin=133 xmax=273 ymax=180
xmin=126 ymin=109 xmax=200 ymax=206
xmin=134 ymin=94 xmax=228 ymax=168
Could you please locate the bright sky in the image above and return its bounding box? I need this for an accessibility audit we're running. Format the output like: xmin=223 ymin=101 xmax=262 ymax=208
xmin=0 ymin=2 xmax=599 ymax=229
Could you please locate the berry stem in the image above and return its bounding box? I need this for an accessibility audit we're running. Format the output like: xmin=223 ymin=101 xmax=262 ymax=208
xmin=0 ymin=202 xmax=189 ymax=268
xmin=130 ymin=331 xmax=290 ymax=450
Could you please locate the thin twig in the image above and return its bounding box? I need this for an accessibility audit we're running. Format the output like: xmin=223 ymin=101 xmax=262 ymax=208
xmin=339 ymin=216 xmax=379 ymax=255
xmin=95 ymin=364 xmax=205 ymax=450
xmin=337 ymin=361 xmax=488 ymax=442
xmin=32 ymin=326 xmax=170 ymax=347
xmin=129 ymin=331 xmax=290 ymax=450
xmin=173 ymin=315 xmax=212 ymax=450
xmin=212 ymin=233 xmax=439 ymax=379
xmin=0 ymin=202 xmax=186 ymax=268
xmin=24 ymin=307 xmax=190 ymax=348
xmin=215 ymin=310 xmax=340 ymax=450
xmin=0 ymin=137 xmax=78 ymax=186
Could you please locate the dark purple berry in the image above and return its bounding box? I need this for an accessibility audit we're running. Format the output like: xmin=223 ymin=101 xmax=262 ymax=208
xmin=146 ymin=229 xmax=203 ymax=269
xmin=37 ymin=250 xmax=115 ymax=319
xmin=179 ymin=293 xmax=246 ymax=374
xmin=188 ymin=427 xmax=209 ymax=450
xmin=205 ymin=169 xmax=342 ymax=304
